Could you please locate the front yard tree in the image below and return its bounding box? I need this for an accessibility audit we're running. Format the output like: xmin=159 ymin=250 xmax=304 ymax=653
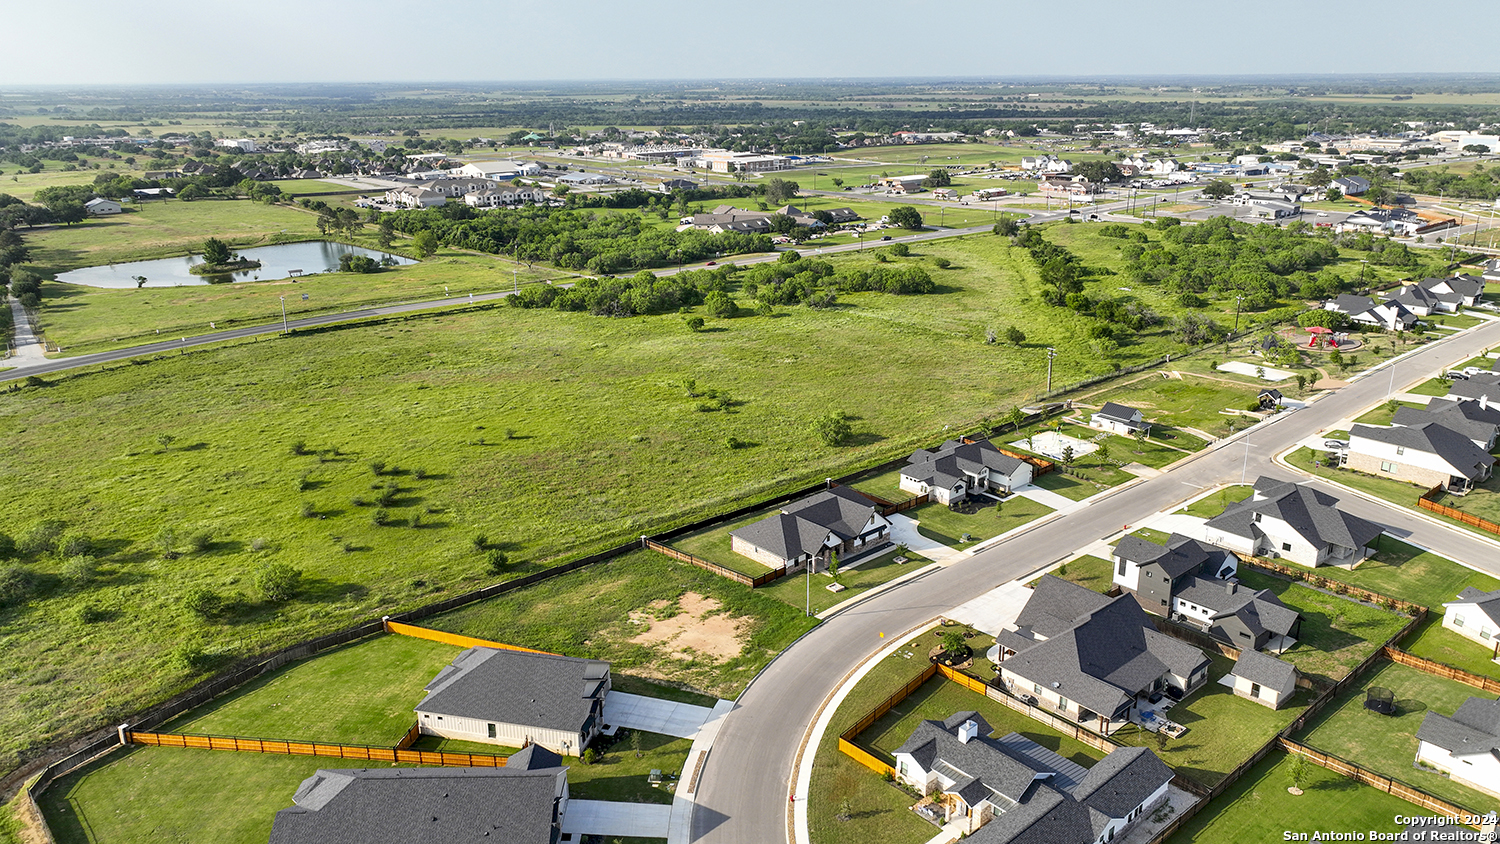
xmin=814 ymin=411 xmax=852 ymax=447
xmin=1061 ymin=445 xmax=1075 ymax=469
xmin=1132 ymin=426 xmax=1147 ymax=453
xmin=889 ymin=206 xmax=923 ymax=230
xmin=1095 ymin=441 xmax=1111 ymax=466
xmin=1325 ymin=186 xmax=1343 ymax=202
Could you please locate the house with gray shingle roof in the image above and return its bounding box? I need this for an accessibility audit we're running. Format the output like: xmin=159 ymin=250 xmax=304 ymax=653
xmin=729 ymin=485 xmax=891 ymax=572
xmin=901 ymin=437 xmax=1034 ymax=505
xmin=997 ymin=577 xmax=1211 ymax=735
xmin=1090 ymin=402 xmax=1147 ymax=435
xmin=1112 ymin=532 xmax=1238 ymax=617
xmin=1228 ymin=649 xmax=1298 ymax=709
xmin=1202 ymin=477 xmax=1384 ymax=567
xmin=1441 ymin=587 xmax=1500 ymax=657
xmin=1171 ymin=576 xmax=1301 ymax=652
xmin=415 ymin=647 xmax=610 ymax=756
xmin=1416 ymin=696 xmax=1500 ymax=798
xmin=1347 ymin=422 xmax=1496 ymax=494
xmin=267 ymin=753 xmax=569 ymax=844
xmin=1393 ymin=401 xmax=1500 ymax=451
xmin=892 ymin=711 xmax=1173 ymax=844
xmin=1447 ymin=373 xmax=1500 ymax=406
xmin=1321 ymin=293 xmax=1417 ymax=331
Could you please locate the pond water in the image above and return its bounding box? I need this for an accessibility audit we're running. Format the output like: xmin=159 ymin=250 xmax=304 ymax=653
xmin=55 ymin=241 xmax=417 ymax=288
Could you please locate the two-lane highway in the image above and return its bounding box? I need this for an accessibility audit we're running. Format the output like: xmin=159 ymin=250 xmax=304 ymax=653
xmin=692 ymin=317 xmax=1500 ymax=844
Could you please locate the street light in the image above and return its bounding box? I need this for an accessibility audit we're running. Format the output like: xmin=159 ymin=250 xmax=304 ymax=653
xmin=279 ymin=296 xmax=288 ymax=334
xmin=1045 ymin=347 xmax=1057 ymax=393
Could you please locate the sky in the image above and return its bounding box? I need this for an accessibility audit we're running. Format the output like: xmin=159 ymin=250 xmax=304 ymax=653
xmin=6 ymin=0 xmax=1500 ymax=86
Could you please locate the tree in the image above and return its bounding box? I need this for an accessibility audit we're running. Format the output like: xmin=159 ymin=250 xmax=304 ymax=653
xmin=1201 ymin=180 xmax=1235 ymax=200
xmin=1001 ymin=406 xmax=1025 ymax=432
xmin=1061 ymin=445 xmax=1075 ymax=469
xmin=1325 ymin=186 xmax=1343 ymax=202
xmin=814 ymin=411 xmax=852 ymax=447
xmin=132 ymin=275 xmax=148 ymax=289
xmin=993 ymin=216 xmax=1021 ymax=237
xmin=412 ymin=230 xmax=439 ymax=258
xmin=1306 ymin=167 xmax=1332 ymax=188
xmin=176 ymin=183 xmax=206 ymax=201
xmin=1095 ymin=441 xmax=1110 ymax=465
xmin=201 ymin=238 xmax=232 ymax=265
xmin=764 ymin=178 xmax=800 ymax=205
xmin=827 ymin=551 xmax=839 ymax=581
xmin=1072 ymin=160 xmax=1122 ymax=183
xmin=1132 ymin=427 xmax=1147 ymax=453
xmin=704 ymin=290 xmax=737 ymax=318
xmin=830 ymin=177 xmax=843 ymax=188
xmin=377 ymin=217 xmax=395 ymax=249
xmin=1328 ymin=348 xmax=1345 ymax=371
xmin=889 ymin=206 xmax=923 ymax=230
xmin=1463 ymin=144 xmax=1490 ymax=155
xmin=1288 ymin=753 xmax=1310 ymax=794
xmin=922 ymin=168 xmax=951 ymax=188
xmin=1005 ymin=326 xmax=1026 ymax=345
xmin=255 ymin=562 xmax=302 ymax=602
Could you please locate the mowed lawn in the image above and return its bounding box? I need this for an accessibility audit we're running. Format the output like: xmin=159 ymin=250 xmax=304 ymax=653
xmin=1235 ymin=570 xmax=1412 ymax=683
xmin=1166 ymin=751 xmax=1421 ymax=843
xmin=1295 ymin=660 xmax=1496 ymax=812
xmin=161 ymin=634 xmax=461 ymax=745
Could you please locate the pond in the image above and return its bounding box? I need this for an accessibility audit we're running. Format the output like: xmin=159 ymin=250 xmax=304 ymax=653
xmin=54 ymin=241 xmax=417 ymax=288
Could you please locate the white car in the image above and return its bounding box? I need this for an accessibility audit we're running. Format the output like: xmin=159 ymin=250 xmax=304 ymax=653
xmin=1317 ymin=212 xmax=1328 ymax=217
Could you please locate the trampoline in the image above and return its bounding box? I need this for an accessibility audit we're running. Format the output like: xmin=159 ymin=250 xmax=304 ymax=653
xmin=1364 ymin=686 xmax=1396 ymax=715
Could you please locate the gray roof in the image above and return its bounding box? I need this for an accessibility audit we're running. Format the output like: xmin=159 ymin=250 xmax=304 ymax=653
xmin=416 ymin=647 xmax=608 ymax=733
xmin=1418 ymin=275 xmax=1486 ymax=300
xmin=897 ymin=713 xmax=1173 ymax=844
xmin=1392 ymin=284 xmax=1450 ymax=310
xmin=1392 ymin=405 xmax=1497 ymax=447
xmin=268 ymin=766 xmax=566 ymax=844
xmin=1012 ymin=576 xmax=1112 ymax=641
xmin=1350 ymin=422 xmax=1496 ymax=480
xmin=1094 ymin=402 xmax=1142 ymax=424
xmin=1005 ymin=587 xmax=1210 ymax=716
xmin=729 ymin=512 xmax=830 ymax=560
xmin=904 ymin=438 xmax=1029 ymax=488
xmin=1416 ymin=696 xmax=1500 ymax=757
xmin=1204 ymin=477 xmax=1384 ymax=552
xmin=1231 ymin=649 xmax=1298 ymax=690
xmin=1444 ymin=586 xmax=1500 ymax=628
xmin=1327 ymin=294 xmax=1376 ymax=314
xmin=1115 ymin=533 xmax=1233 ymax=580
xmin=1173 ymin=576 xmax=1301 ymax=638
xmin=1447 ymin=373 xmax=1500 ymax=403
xmin=730 ymin=486 xmax=885 ymax=562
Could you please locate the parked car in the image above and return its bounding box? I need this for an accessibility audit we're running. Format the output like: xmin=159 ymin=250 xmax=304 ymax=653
xmin=1446 ymin=370 xmax=1470 ymax=380
xmin=1462 ymin=366 xmax=1486 ymax=376
xmin=880 ymin=235 xmax=892 ymax=241
xmin=1324 ymin=439 xmax=1348 ymax=450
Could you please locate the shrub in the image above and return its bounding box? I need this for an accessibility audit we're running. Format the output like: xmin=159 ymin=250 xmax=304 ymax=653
xmin=582 ymin=748 xmax=598 ymax=765
xmin=173 ymin=642 xmax=218 ymax=672
xmin=472 ymin=533 xmax=490 ymax=552
xmin=887 ymin=242 xmax=909 ymax=257
xmin=372 ymin=508 xmax=391 ymax=527
xmin=932 ymin=256 xmax=950 ymax=269
xmin=76 ymin=603 xmax=110 ymax=624
xmin=17 ymin=519 xmax=65 ymax=557
xmin=300 ymin=501 xmax=316 ymax=518
xmin=684 ymin=315 xmax=705 ymax=332
xmin=255 ymin=562 xmax=302 ymax=602
xmin=297 ymin=472 xmax=313 ymax=492
xmin=369 ymin=460 xmax=386 ymax=476
xmin=0 ymin=565 xmax=37 ymax=607
xmin=289 ymin=440 xmax=309 ymax=455
xmin=56 ymin=530 xmax=92 ymax=559
xmin=156 ymin=527 xmax=180 ymax=559
xmin=725 ymin=436 xmax=745 ymax=450
xmin=408 ymin=513 xmax=422 ymax=529
xmin=412 ymin=467 xmax=428 ymax=480
xmin=0 ymin=533 xmax=13 ymax=560
xmin=486 ymin=549 xmax=509 ymax=574
xmin=187 ymin=530 xmax=214 ymax=553
xmin=62 ymin=554 xmax=97 ymax=586
xmin=813 ymin=411 xmax=853 ymax=447
xmin=250 ymin=537 xmax=269 ymax=552
xmin=704 ymin=290 xmax=737 ymax=318
xmin=182 ymin=587 xmax=224 ymax=619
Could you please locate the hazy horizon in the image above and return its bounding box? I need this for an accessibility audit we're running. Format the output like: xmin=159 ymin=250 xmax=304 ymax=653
xmin=8 ymin=0 xmax=1500 ymax=86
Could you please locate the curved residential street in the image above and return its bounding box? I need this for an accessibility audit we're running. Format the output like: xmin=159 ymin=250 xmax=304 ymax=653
xmin=691 ymin=318 xmax=1500 ymax=844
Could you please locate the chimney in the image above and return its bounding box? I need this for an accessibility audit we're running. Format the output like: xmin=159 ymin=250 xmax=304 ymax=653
xmin=1481 ymin=395 xmax=1489 ymax=412
xmin=957 ymin=720 xmax=979 ymax=744
xmin=1226 ymin=581 xmax=1237 ymax=596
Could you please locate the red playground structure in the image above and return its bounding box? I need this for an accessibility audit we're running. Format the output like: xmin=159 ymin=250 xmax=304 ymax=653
xmin=1305 ymin=326 xmax=1339 ymax=348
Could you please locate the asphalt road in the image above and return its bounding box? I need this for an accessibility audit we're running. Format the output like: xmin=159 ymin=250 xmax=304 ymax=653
xmin=691 ymin=317 xmax=1500 ymax=844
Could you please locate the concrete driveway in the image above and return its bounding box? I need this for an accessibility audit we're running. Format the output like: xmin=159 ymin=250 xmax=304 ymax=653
xmin=603 ymin=692 xmax=718 ymax=740
xmin=562 ymin=800 xmax=671 ymax=839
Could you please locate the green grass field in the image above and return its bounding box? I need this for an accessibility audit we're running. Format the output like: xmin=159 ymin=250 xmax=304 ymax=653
xmin=1088 ymin=376 xmax=1267 ymax=437
xmin=754 ymin=547 xmax=933 ymax=615
xmin=908 ymin=498 xmax=1054 ymax=549
xmin=1400 ymin=617 xmax=1500 ymax=680
xmin=1165 ymin=750 xmax=1423 ymax=843
xmin=1175 ymin=485 xmax=1252 ymax=518
xmin=1295 ymin=660 xmax=1495 ymax=812
xmin=1046 ymin=555 xmax=1115 ymax=593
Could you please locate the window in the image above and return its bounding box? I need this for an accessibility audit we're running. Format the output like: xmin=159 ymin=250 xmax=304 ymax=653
xmin=1396 ymin=446 xmax=1405 ymax=456
xmin=1118 ymin=558 xmax=1127 ymax=576
xmin=1034 ymin=684 xmax=1043 ymax=694
xmin=1251 ymin=682 xmax=1262 ymax=699
xmin=488 ymin=724 xmax=497 ymax=739
xmin=1058 ymin=697 xmax=1069 ymax=711
xmin=1483 ymin=628 xmax=1493 ymax=640
xmin=1144 ymin=571 xmax=1152 ymax=579
xmin=1454 ymin=614 xmax=1465 ymax=628
xmin=1381 ymin=461 xmax=1396 ymax=473
xmin=1281 ymin=542 xmax=1292 ymax=552
xmin=1253 ymin=513 xmax=1262 ymax=523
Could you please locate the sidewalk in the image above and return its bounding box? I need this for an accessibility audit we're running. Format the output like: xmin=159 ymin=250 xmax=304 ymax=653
xmin=666 ymin=698 xmax=735 ymax=844
xmin=5 ymin=297 xmax=48 ymax=367
xmin=887 ymin=513 xmax=967 ymax=564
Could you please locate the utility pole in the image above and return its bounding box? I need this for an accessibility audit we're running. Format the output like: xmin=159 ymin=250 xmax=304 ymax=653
xmin=1046 ymin=347 xmax=1057 ymax=393
xmin=279 ymin=296 xmax=288 ymax=334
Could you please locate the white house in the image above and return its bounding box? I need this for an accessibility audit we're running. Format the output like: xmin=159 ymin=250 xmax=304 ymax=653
xmin=899 ymin=437 xmax=1033 ymax=504
xmin=1229 ymin=649 xmax=1298 ymax=710
xmin=1090 ymin=402 xmax=1147 ymax=435
xmin=1441 ymin=587 xmax=1500 ymax=657
xmin=214 ymin=138 xmax=258 ymax=152
xmin=1322 ymin=294 xmax=1417 ymax=332
xmin=1021 ymin=155 xmax=1072 ymax=173
xmin=1347 ymin=422 xmax=1496 ymax=493
xmin=415 ymin=647 xmax=610 ymax=756
xmin=729 ymin=486 xmax=892 ymax=572
xmin=465 ymin=184 xmax=543 ymax=208
xmin=1415 ymin=696 xmax=1500 ymax=799
xmin=893 ymin=711 xmax=1173 ymax=844
xmin=1202 ymin=477 xmax=1383 ymax=568
xmin=452 ymin=161 xmax=541 ymax=180
xmin=384 ymin=185 xmax=446 ymax=208
xmin=83 ymin=197 xmax=122 ymax=216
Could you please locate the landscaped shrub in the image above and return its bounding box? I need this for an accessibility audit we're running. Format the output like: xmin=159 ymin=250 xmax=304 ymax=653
xmin=187 ymin=530 xmax=214 ymax=553
xmin=0 ymin=533 xmax=14 ymax=560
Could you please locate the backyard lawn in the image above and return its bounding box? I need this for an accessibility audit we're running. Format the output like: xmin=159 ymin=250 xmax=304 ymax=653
xmin=908 ymin=497 xmax=1054 ymax=549
xmin=1400 ymin=617 xmax=1500 ymax=680
xmin=1110 ymin=655 xmax=1311 ymax=789
xmin=1295 ymin=660 xmax=1496 ymax=813
xmin=1166 ymin=751 xmax=1423 ymax=843
xmin=1235 ymin=570 xmax=1411 ymax=683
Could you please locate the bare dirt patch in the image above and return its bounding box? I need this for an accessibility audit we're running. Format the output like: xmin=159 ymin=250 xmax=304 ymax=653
xmin=628 ymin=592 xmax=746 ymax=662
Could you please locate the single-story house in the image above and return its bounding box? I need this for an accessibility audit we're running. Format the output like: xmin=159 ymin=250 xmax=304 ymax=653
xmin=1447 ymin=374 xmax=1500 ymax=406
xmin=900 ymin=437 xmax=1034 ymax=505
xmin=1202 ymin=476 xmax=1384 ymax=567
xmin=1248 ymin=198 xmax=1301 ymax=219
xmin=84 ymin=197 xmax=122 ymax=216
xmin=1415 ymin=696 xmax=1500 ymax=799
xmin=930 ymin=188 xmax=958 ymax=201
xmin=1347 ymin=421 xmax=1496 ymax=494
xmin=559 ymin=171 xmax=613 ymax=186
xmin=1392 ymin=401 xmax=1500 ymax=451
xmin=1391 ymin=283 xmax=1460 ymax=316
xmin=415 ymin=646 xmax=610 ymax=756
xmin=729 ymin=485 xmax=892 ymax=572
xmin=893 ymin=712 xmax=1173 ymax=844
xmin=132 ymin=187 xmax=174 ymax=200
xmin=1441 ymin=587 xmax=1500 ymax=655
xmin=1415 ymin=275 xmax=1486 ymax=308
xmin=1229 ymin=649 xmax=1298 ymax=710
xmin=1090 ymin=402 xmax=1147 ymax=435
xmin=1322 ymin=294 xmax=1418 ymax=331
xmin=657 ymin=178 xmax=699 ymax=193
xmin=268 ymin=749 xmax=569 ymax=844
xmin=1331 ymin=175 xmax=1370 ymax=196
xmin=996 ymin=576 xmax=1211 ymax=735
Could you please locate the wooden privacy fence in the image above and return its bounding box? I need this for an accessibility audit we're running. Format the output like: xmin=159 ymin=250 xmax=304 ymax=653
xmin=641 ymin=538 xmax=786 ymax=588
xmin=1383 ymin=646 xmax=1500 ymax=694
xmin=1418 ymin=484 xmax=1500 ymax=538
xmin=837 ymin=663 xmax=938 ymax=775
xmin=383 ymin=620 xmax=557 ymax=656
xmin=1278 ymin=738 xmax=1482 ymax=824
xmin=1237 ymin=555 xmax=1428 ymax=616
xmin=126 ymin=730 xmax=511 ymax=768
